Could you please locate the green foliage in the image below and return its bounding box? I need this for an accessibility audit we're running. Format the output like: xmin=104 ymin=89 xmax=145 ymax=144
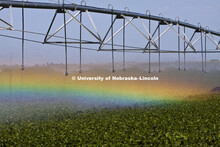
xmin=0 ymin=94 xmax=220 ymax=146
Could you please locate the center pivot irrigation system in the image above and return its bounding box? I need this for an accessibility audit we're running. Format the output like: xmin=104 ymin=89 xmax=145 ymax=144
xmin=0 ymin=0 xmax=220 ymax=75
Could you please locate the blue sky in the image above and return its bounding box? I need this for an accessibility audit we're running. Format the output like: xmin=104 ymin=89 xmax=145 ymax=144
xmin=0 ymin=0 xmax=219 ymax=65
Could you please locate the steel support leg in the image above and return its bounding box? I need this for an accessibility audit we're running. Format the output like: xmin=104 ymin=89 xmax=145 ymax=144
xmin=21 ymin=5 xmax=24 ymax=70
xmin=63 ymin=9 xmax=68 ymax=76
xmin=148 ymin=19 xmax=151 ymax=73
xmin=158 ymin=23 xmax=161 ymax=73
xmin=205 ymin=34 xmax=207 ymax=73
xmin=111 ymin=13 xmax=115 ymax=72
xmin=79 ymin=12 xmax=82 ymax=73
xmin=178 ymin=25 xmax=180 ymax=70
xmin=123 ymin=18 xmax=125 ymax=71
xmin=184 ymin=26 xmax=186 ymax=71
xmin=201 ymin=31 xmax=204 ymax=72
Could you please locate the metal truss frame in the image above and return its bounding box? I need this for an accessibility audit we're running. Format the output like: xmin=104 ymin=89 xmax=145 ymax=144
xmin=0 ymin=0 xmax=220 ymax=75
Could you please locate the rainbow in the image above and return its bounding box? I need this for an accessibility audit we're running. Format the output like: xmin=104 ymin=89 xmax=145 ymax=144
xmin=0 ymin=67 xmax=208 ymax=107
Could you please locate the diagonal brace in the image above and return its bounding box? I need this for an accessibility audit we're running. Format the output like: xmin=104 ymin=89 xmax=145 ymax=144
xmin=185 ymin=31 xmax=196 ymax=51
xmin=122 ymin=14 xmax=158 ymax=49
xmin=186 ymin=32 xmax=205 ymax=50
xmin=99 ymin=15 xmax=117 ymax=50
xmin=100 ymin=16 xmax=133 ymax=49
xmin=145 ymin=24 xmax=160 ymax=49
xmin=86 ymin=10 xmax=102 ymax=41
xmin=138 ymin=17 xmax=158 ymax=49
xmin=164 ymin=21 xmax=196 ymax=51
xmin=205 ymin=33 xmax=220 ymax=50
xmin=67 ymin=10 xmax=102 ymax=42
xmin=153 ymin=23 xmax=173 ymax=43
xmin=45 ymin=11 xmax=80 ymax=42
